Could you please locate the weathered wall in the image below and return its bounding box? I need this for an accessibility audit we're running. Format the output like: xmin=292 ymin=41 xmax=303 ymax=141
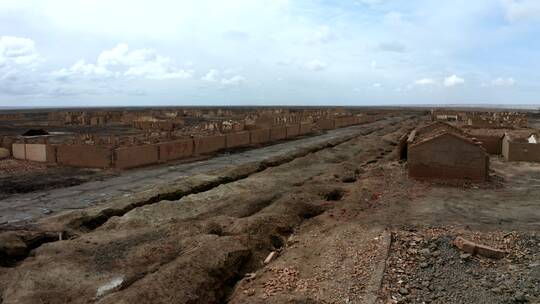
xmin=226 ymin=132 xmax=250 ymax=149
xmin=249 ymin=129 xmax=270 ymax=145
xmin=270 ymin=126 xmax=287 ymax=141
xmin=46 ymin=145 xmax=57 ymax=163
xmin=408 ymin=134 xmax=488 ymax=182
xmin=25 ymin=144 xmax=47 ymax=162
xmin=474 ymin=135 xmax=502 ymax=155
xmin=12 ymin=143 xmax=26 ymax=160
xmin=299 ymin=123 xmax=314 ymax=135
xmin=285 ymin=125 xmax=300 ymax=138
xmin=193 ymin=135 xmax=226 ymax=155
xmin=316 ymin=119 xmax=335 ymax=130
xmin=504 ymin=140 xmax=540 ymax=162
xmin=57 ymin=145 xmax=113 ymax=168
xmin=157 ymin=139 xmax=193 ymax=162
xmin=115 ymin=145 xmax=159 ymax=169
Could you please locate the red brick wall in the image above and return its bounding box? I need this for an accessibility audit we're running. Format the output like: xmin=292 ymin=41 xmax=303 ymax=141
xmin=474 ymin=135 xmax=502 ymax=155
xmin=226 ymin=132 xmax=250 ymax=149
xmin=285 ymin=125 xmax=300 ymax=138
xmin=249 ymin=129 xmax=270 ymax=145
xmin=316 ymin=119 xmax=335 ymax=130
xmin=115 ymin=145 xmax=159 ymax=169
xmin=408 ymin=134 xmax=488 ymax=182
xmin=193 ymin=135 xmax=226 ymax=155
xmin=270 ymin=126 xmax=287 ymax=141
xmin=158 ymin=139 xmax=193 ymax=162
xmin=57 ymin=145 xmax=113 ymax=168
xmin=505 ymin=141 xmax=540 ymax=162
xmin=299 ymin=123 xmax=314 ymax=135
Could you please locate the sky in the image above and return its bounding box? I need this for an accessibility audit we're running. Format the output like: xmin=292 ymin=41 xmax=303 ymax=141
xmin=1 ymin=0 xmax=540 ymax=107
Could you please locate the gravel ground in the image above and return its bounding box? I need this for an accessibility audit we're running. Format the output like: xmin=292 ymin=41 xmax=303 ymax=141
xmin=379 ymin=228 xmax=540 ymax=304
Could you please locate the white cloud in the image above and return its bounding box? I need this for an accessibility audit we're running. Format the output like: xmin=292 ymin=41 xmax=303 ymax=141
xmin=305 ymin=59 xmax=327 ymax=71
xmin=415 ymin=78 xmax=436 ymax=86
xmin=51 ymin=59 xmax=113 ymax=79
xmin=444 ymin=74 xmax=465 ymax=87
xmin=501 ymin=0 xmax=540 ymax=22
xmin=221 ymin=75 xmax=245 ymax=86
xmin=372 ymin=83 xmax=382 ymax=88
xmin=0 ymin=36 xmax=39 ymax=66
xmin=54 ymin=43 xmax=192 ymax=80
xmin=492 ymin=77 xmax=515 ymax=87
xmin=201 ymin=69 xmax=220 ymax=82
xmin=370 ymin=60 xmax=377 ymax=68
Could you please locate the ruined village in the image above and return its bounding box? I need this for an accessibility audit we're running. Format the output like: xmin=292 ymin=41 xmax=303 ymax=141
xmin=0 ymin=107 xmax=538 ymax=304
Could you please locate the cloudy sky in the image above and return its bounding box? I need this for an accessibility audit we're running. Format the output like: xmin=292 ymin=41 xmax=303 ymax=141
xmin=1 ymin=0 xmax=539 ymax=107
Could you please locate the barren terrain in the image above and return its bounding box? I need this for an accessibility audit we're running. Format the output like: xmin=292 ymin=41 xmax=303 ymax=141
xmin=0 ymin=114 xmax=539 ymax=304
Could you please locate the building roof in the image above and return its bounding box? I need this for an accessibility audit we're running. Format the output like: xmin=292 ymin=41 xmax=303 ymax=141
xmin=408 ymin=122 xmax=486 ymax=152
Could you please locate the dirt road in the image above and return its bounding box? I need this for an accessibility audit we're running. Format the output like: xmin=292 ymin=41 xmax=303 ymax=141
xmin=0 ymin=119 xmax=397 ymax=227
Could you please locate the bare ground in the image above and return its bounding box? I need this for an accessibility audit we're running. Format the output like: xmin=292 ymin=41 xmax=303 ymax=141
xmin=0 ymin=115 xmax=539 ymax=304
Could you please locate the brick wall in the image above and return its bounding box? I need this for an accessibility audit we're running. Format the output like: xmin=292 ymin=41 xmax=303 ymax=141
xmin=299 ymin=123 xmax=314 ymax=135
xmin=157 ymin=139 xmax=193 ymax=162
xmin=285 ymin=125 xmax=300 ymax=138
xmin=270 ymin=126 xmax=287 ymax=141
xmin=249 ymin=129 xmax=270 ymax=145
xmin=193 ymin=135 xmax=226 ymax=155
xmin=226 ymin=132 xmax=250 ymax=149
xmin=12 ymin=143 xmax=26 ymax=160
xmin=408 ymin=134 xmax=488 ymax=182
xmin=316 ymin=119 xmax=335 ymax=130
xmin=474 ymin=135 xmax=502 ymax=155
xmin=57 ymin=145 xmax=113 ymax=168
xmin=115 ymin=145 xmax=159 ymax=169
xmin=25 ymin=144 xmax=47 ymax=162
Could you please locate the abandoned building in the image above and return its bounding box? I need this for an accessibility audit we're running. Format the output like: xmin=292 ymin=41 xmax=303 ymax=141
xmin=502 ymin=131 xmax=540 ymax=162
xmin=407 ymin=122 xmax=489 ymax=182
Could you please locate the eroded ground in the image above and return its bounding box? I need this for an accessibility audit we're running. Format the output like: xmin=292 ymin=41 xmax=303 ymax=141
xmin=0 ymin=115 xmax=539 ymax=304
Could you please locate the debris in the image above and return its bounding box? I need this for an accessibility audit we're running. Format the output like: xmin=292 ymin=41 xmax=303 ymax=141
xmin=264 ymin=251 xmax=277 ymax=264
xmin=453 ymin=236 xmax=507 ymax=259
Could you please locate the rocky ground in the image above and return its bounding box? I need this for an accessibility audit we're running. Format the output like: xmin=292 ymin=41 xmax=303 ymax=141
xmin=379 ymin=228 xmax=539 ymax=304
xmin=0 ymin=114 xmax=539 ymax=304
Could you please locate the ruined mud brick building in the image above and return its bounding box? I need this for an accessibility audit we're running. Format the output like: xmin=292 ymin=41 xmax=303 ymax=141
xmin=407 ymin=122 xmax=489 ymax=182
xmin=466 ymin=111 xmax=528 ymax=129
xmin=8 ymin=107 xmax=385 ymax=170
xmin=502 ymin=131 xmax=540 ymax=162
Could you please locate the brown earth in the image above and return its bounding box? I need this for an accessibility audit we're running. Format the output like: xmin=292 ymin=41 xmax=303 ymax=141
xmin=0 ymin=114 xmax=538 ymax=304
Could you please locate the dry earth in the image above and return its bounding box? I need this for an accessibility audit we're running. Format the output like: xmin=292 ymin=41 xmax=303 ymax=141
xmin=0 ymin=115 xmax=539 ymax=304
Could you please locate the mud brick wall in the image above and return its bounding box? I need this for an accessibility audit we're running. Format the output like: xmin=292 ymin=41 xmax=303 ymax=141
xmin=503 ymin=139 xmax=540 ymax=162
xmin=226 ymin=132 xmax=250 ymax=149
xmin=115 ymin=145 xmax=159 ymax=169
xmin=408 ymin=134 xmax=488 ymax=182
xmin=46 ymin=145 xmax=57 ymax=163
xmin=249 ymin=129 xmax=270 ymax=145
xmin=25 ymin=144 xmax=47 ymax=162
xmin=474 ymin=135 xmax=502 ymax=155
xmin=57 ymin=145 xmax=113 ymax=168
xmin=193 ymin=135 xmax=226 ymax=155
xmin=285 ymin=125 xmax=300 ymax=138
xmin=316 ymin=119 xmax=335 ymax=130
xmin=157 ymin=139 xmax=193 ymax=162
xmin=299 ymin=123 xmax=314 ymax=135
xmin=270 ymin=126 xmax=287 ymax=141
xmin=12 ymin=143 xmax=26 ymax=160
